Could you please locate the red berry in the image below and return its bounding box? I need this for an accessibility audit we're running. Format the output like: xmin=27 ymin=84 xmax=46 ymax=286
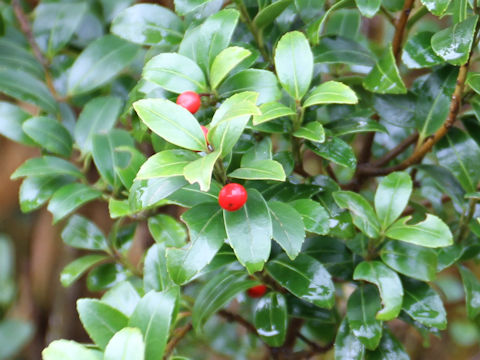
xmin=176 ymin=91 xmax=201 ymax=114
xmin=201 ymin=125 xmax=209 ymax=146
xmin=247 ymin=285 xmax=267 ymax=298
xmin=218 ymin=183 xmax=248 ymax=211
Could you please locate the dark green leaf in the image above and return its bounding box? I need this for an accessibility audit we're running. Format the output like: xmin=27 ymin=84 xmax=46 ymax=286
xmin=254 ymin=0 xmax=293 ymax=29
xmin=373 ymin=93 xmax=416 ymax=128
xmin=307 ymin=137 xmax=357 ymax=169
xmin=326 ymin=117 xmax=387 ymax=136
xmin=19 ymin=175 xmax=72 ymax=213
xmin=0 ymin=38 xmax=44 ymax=79
xmin=23 ymin=116 xmax=72 ymax=157
xmin=254 ymin=292 xmax=287 ymax=347
xmin=290 ymin=199 xmax=329 ymax=235
xmin=402 ymin=32 xmax=443 ymax=69
xmin=315 ymin=36 xmax=374 ymax=66
xmin=459 ymin=265 xmax=480 ymax=319
xmin=61 ymin=215 xmax=108 ymax=251
xmin=11 ymin=156 xmax=83 ymax=180
xmin=363 ymin=46 xmax=406 ymax=94
xmin=0 ymin=102 xmax=35 ymax=146
xmin=334 ymin=319 xmax=365 ymax=360
xmin=60 ymin=255 xmax=108 ymax=287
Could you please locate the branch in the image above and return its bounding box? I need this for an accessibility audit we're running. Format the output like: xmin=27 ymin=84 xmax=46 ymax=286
xmin=392 ymin=0 xmax=416 ymax=61
xmin=297 ymin=333 xmax=334 ymax=354
xmin=363 ymin=132 xmax=419 ymax=169
xmin=164 ymin=323 xmax=193 ymax=359
xmin=218 ymin=309 xmax=258 ymax=335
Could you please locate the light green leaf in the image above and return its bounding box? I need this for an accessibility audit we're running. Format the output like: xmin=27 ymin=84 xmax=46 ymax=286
xmin=303 ymin=81 xmax=358 ymax=108
xmin=252 ymin=102 xmax=295 ymax=125
xmin=129 ymin=177 xmax=187 ymax=212
xmin=210 ymin=46 xmax=251 ymax=89
xmin=60 ymin=255 xmax=107 ymax=287
xmin=104 ymin=328 xmax=145 ymax=360
xmin=183 ymin=150 xmax=220 ymax=191
xmin=293 ymin=122 xmax=326 ymax=143
xmin=101 ymin=281 xmax=141 ymax=317
xmin=19 ymin=175 xmax=72 ymax=213
xmin=420 ymin=0 xmax=451 ymax=16
xmin=363 ymin=46 xmax=406 ymax=94
xmin=228 ymin=160 xmax=286 ymax=181
xmin=42 ymin=340 xmax=102 ymax=360
xmin=355 ymin=0 xmax=381 ymax=17
xmin=148 ymin=214 xmax=186 ymax=247
xmin=11 ymin=156 xmax=83 ymax=180
xmin=61 ymin=215 xmax=108 ymax=251
xmin=137 ymin=150 xmax=199 ymax=179
xmin=144 ymin=244 xmax=173 ymax=292
xmin=334 ymin=319 xmax=365 ymax=360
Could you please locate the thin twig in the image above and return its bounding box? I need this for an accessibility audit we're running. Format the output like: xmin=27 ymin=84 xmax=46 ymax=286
xmin=392 ymin=0 xmax=416 ymax=61
xmin=218 ymin=309 xmax=258 ymax=335
xmin=365 ymin=132 xmax=419 ymax=168
xmin=297 ymin=333 xmax=334 ymax=354
xmin=164 ymin=323 xmax=193 ymax=359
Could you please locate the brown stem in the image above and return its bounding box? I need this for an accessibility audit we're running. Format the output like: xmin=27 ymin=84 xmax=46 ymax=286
xmin=297 ymin=333 xmax=334 ymax=354
xmin=163 ymin=323 xmax=193 ymax=359
xmin=218 ymin=309 xmax=258 ymax=335
xmin=392 ymin=0 xmax=416 ymax=61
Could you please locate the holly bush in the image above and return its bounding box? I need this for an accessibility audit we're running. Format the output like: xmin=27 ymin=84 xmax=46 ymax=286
xmin=1 ymin=0 xmax=480 ymax=358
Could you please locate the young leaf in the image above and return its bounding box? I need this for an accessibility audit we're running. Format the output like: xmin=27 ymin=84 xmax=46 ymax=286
xmin=253 ymin=102 xmax=295 ymax=125
xmin=42 ymin=340 xmax=102 ymax=360
xmin=458 ymin=265 xmax=480 ymax=320
xmin=290 ymin=199 xmax=329 ymax=235
xmin=137 ymin=150 xmax=199 ymax=180
xmin=210 ymin=46 xmax=251 ymax=89
xmin=61 ymin=215 xmax=108 ymax=251
xmin=101 ymin=281 xmax=141 ymax=317
xmin=293 ymin=122 xmax=326 ymax=143
xmin=334 ymin=319 xmax=365 ymax=360
xmin=254 ymin=293 xmax=288 ymax=347
xmin=60 ymin=255 xmax=108 ymax=287
xmin=228 ymin=160 xmax=286 ymax=181
xmin=148 ymin=214 xmax=187 ymax=247
xmin=274 ymin=31 xmax=313 ymax=100
xmin=363 ymin=46 xmax=406 ymax=94
xmin=303 ymin=81 xmax=358 ymax=108
xmin=104 ymin=328 xmax=145 ymax=360
xmin=266 ymin=253 xmax=335 ymax=308
xmin=353 ymin=261 xmax=403 ymax=321
xmin=183 ymin=150 xmax=220 ymax=191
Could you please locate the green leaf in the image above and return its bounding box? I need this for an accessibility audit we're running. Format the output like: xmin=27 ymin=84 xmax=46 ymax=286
xmin=174 ymin=0 xmax=217 ymax=14
xmin=459 ymin=265 xmax=480 ymax=320
xmin=293 ymin=122 xmax=326 ymax=143
xmin=274 ymin=31 xmax=313 ymax=100
xmin=355 ymin=0 xmax=381 ymax=17
xmin=303 ymin=81 xmax=358 ymax=108
xmin=402 ymin=278 xmax=447 ymax=329
xmin=228 ymin=160 xmax=286 ymax=181
xmin=104 ymin=328 xmax=145 ymax=360
xmin=208 ymin=91 xmax=260 ymax=158
xmin=381 ymin=241 xmax=437 ymax=282
xmin=0 ymin=102 xmax=35 ymax=146
xmin=42 ymin=340 xmax=102 ymax=360
xmin=347 ymin=285 xmax=383 ymax=350
xmin=363 ymin=46 xmax=407 ymax=94
xmin=254 ymin=292 xmax=288 ymax=347
xmin=333 ymin=191 xmax=380 ymax=239
xmin=101 ymin=281 xmax=141 ymax=317
xmin=137 ymin=150 xmax=199 ymax=180
xmin=306 ymin=137 xmax=357 ymax=169
xmin=268 ymin=201 xmax=305 ymax=259
xmin=326 ymin=117 xmax=388 ymax=136
xmin=167 ymin=203 xmax=226 ymax=285
xmin=420 ymin=0 xmax=451 ymax=16
xmin=19 ymin=175 xmax=72 ymax=213
xmin=166 ymin=182 xmax=220 ymax=208
xmin=23 ymin=117 xmax=72 ymax=157
xmin=0 ymin=68 xmax=57 ymax=114
xmin=61 ymin=215 xmax=108 ymax=251
xmin=101 ymin=0 xmax=134 ymax=22
xmin=33 ymin=2 xmax=87 ymax=58
xmin=129 ymin=289 xmax=177 ymax=360
xmin=192 ymin=270 xmax=258 ymax=330
xmin=315 ymin=36 xmax=374 ymax=67
xmin=224 ymin=188 xmax=272 ymax=273
xmin=47 ymin=183 xmax=102 ymax=224
xmin=11 ymin=156 xmax=83 ymax=180
xmin=375 ymin=172 xmax=412 ymax=230
xmin=148 ymin=214 xmax=187 ymax=247
xmin=218 ymin=69 xmax=281 ymax=104
xmin=184 ymin=150 xmax=220 ymax=191
xmin=373 ymin=93 xmax=416 ymax=128
xmin=365 ymin=330 xmax=409 ymax=360
xmin=253 ymin=0 xmax=293 ymax=29
xmin=74 ymin=96 xmax=122 ymax=155
xmin=385 ymin=215 xmax=454 ymax=248
xmin=134 ymin=98 xmax=207 ymax=152
xmin=252 ymin=102 xmax=295 ymax=125
xmin=129 ymin=177 xmax=187 ymax=212
xmin=142 ymin=53 xmax=208 ymax=94
xmin=210 ymin=46 xmax=251 ymax=89
xmin=144 ymin=243 xmax=173 ymax=292
xmin=67 ymin=35 xmax=139 ymax=96
xmin=290 ymin=199 xmax=329 ymax=235
xmin=334 ymin=319 xmax=365 ymax=360
xmin=453 ymin=0 xmax=470 ymax=24
xmin=0 ymin=38 xmax=44 ymax=79
xmin=115 ymin=147 xmax=146 ymax=190
xmin=402 ymin=32 xmax=443 ymax=69
xmin=60 ymin=255 xmax=107 ymax=287
xmin=266 ymin=253 xmax=335 ymax=308
xmin=77 ymin=299 xmax=129 ymax=349
xmin=353 ymin=261 xmax=403 ymax=321
xmin=431 ymin=16 xmax=479 ymax=66
xmin=467 ymin=72 xmax=480 ymax=95
xmin=111 ymin=4 xmax=183 ymax=46
xmin=435 ymin=127 xmax=480 ymax=193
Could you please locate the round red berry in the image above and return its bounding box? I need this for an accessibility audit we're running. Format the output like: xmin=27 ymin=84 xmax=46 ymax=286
xmin=218 ymin=183 xmax=248 ymax=211
xmin=201 ymin=125 xmax=209 ymax=146
xmin=176 ymin=91 xmax=201 ymax=114
xmin=247 ymin=284 xmax=267 ymax=298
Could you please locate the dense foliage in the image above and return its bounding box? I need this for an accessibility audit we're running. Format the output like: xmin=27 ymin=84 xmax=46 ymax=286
xmin=1 ymin=0 xmax=480 ymax=358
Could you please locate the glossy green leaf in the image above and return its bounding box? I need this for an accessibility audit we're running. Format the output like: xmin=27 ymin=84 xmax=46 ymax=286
xmin=224 ymin=188 xmax=271 ymax=273
xmin=402 ymin=32 xmax=443 ymax=69
xmin=253 ymin=0 xmax=292 ymax=29
xmin=347 ymin=285 xmax=383 ymax=350
xmin=420 ymin=0 xmax=451 ymax=16
xmin=136 ymin=98 xmax=206 ymax=151
xmin=11 ymin=156 xmax=83 ymax=180
xmin=61 ymin=215 xmax=108 ymax=251
xmin=402 ymin=278 xmax=447 ymax=329
xmin=143 ymin=53 xmax=207 ymax=94
xmin=129 ymin=289 xmax=177 ymax=360
xmin=19 ymin=175 xmax=72 ymax=213
xmin=42 ymin=340 xmax=102 ymax=360
xmin=129 ymin=177 xmax=187 ymax=212
xmin=266 ymin=253 xmax=335 ymax=308
xmin=355 ymin=0 xmax=381 ymax=17
xmin=33 ymin=2 xmax=87 ymax=58
xmin=47 ymin=183 xmax=102 ymax=224
xmin=254 ymin=292 xmax=287 ymax=347
xmin=0 ymin=102 xmax=35 ymax=146
xmin=365 ymin=330 xmax=409 ymax=360
xmin=453 ymin=0 xmax=469 ymax=24
xmin=111 ymin=4 xmax=183 ymax=46
xmin=363 ymin=46 xmax=406 ymax=94
xmin=144 ymin=243 xmax=173 ymax=292
xmin=228 ymin=160 xmax=286 ymax=181
xmin=192 ymin=270 xmax=258 ymax=330
xmin=304 ymin=81 xmax=358 ymax=108
xmin=459 ymin=265 xmax=480 ymax=319
xmin=67 ymin=35 xmax=139 ymax=95
xmin=137 ymin=150 xmax=198 ymax=180
xmin=0 ymin=68 xmax=57 ymax=114
xmin=77 ymin=299 xmax=129 ymax=349
xmin=115 ymin=146 xmax=146 ymax=190
xmin=306 ymin=137 xmax=357 ymax=169
xmin=333 ymin=191 xmax=380 ymax=239
xmin=375 ymin=172 xmax=412 ymax=230
xmin=274 ymin=31 xmax=313 ymax=100
xmin=334 ymin=319 xmax=365 ymax=360
xmin=104 ymin=328 xmax=145 ymax=360
xmin=431 ymin=16 xmax=479 ymax=66
xmin=60 ymin=255 xmax=107 ymax=287
xmin=183 ymin=150 xmax=220 ymax=191
xmin=218 ymin=69 xmax=281 ymax=104
xmin=148 ymin=214 xmax=186 ymax=247
xmin=101 ymin=281 xmax=140 ymax=317
xmin=353 ymin=261 xmax=403 ymax=321
xmin=23 ymin=117 xmax=72 ymax=157
xmin=293 ymin=122 xmax=326 ymax=143
xmin=326 ymin=117 xmax=387 ymax=136
xmin=74 ymin=96 xmax=122 ymax=155
xmin=315 ymin=36 xmax=374 ymax=66
xmin=166 ymin=182 xmax=220 ymax=208
xmin=174 ymin=0 xmax=218 ymax=14
xmin=268 ymin=201 xmax=305 ymax=259
xmin=373 ymin=93 xmax=416 ymax=128
xmin=381 ymin=241 xmax=437 ymax=282
xmin=167 ymin=203 xmax=226 ymax=285
xmin=386 ymin=214 xmax=453 ymax=248
xmin=252 ymin=102 xmax=295 ymax=125
xmin=210 ymin=46 xmax=251 ymax=89
xmin=290 ymin=199 xmax=329 ymax=235
xmin=467 ymin=72 xmax=480 ymax=95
